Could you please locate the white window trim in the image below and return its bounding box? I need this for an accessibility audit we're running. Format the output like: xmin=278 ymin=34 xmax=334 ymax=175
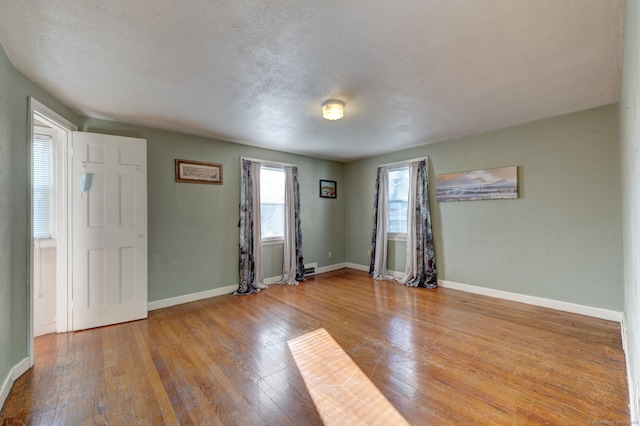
xmin=241 ymin=157 xmax=296 ymax=243
xmin=378 ymin=156 xmax=427 ymax=168
xmin=260 ymin=165 xmax=285 ymax=241
xmin=262 ymin=237 xmax=284 ymax=245
xmin=33 ymin=126 xmax=57 ymax=241
xmin=388 ymin=233 xmax=407 ymax=241
xmin=261 ymin=164 xmax=285 ymax=172
xmin=386 ymin=163 xmax=412 ymax=238
xmin=241 ymin=156 xmax=297 ymax=168
xmin=33 ymin=238 xmax=57 ymax=249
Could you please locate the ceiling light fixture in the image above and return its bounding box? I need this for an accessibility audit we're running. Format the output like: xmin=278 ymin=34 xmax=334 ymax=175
xmin=322 ymin=100 xmax=345 ymax=121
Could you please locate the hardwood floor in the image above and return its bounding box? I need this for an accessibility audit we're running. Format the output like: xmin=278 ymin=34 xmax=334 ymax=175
xmin=1 ymin=269 xmax=629 ymax=425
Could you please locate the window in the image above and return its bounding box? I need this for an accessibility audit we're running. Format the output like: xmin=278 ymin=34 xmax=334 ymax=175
xmin=387 ymin=166 xmax=409 ymax=235
xmin=260 ymin=166 xmax=285 ymax=241
xmin=33 ymin=132 xmax=54 ymax=240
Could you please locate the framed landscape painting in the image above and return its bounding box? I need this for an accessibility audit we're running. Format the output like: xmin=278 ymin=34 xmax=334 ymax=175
xmin=319 ymin=180 xmax=337 ymax=198
xmin=435 ymin=166 xmax=518 ymax=202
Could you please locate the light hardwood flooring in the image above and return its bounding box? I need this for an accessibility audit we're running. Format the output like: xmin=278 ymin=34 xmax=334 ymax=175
xmin=0 ymin=269 xmax=629 ymax=424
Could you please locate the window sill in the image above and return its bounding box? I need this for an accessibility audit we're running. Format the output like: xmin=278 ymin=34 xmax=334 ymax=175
xmin=388 ymin=234 xmax=407 ymax=242
xmin=34 ymin=238 xmax=56 ymax=248
xmin=262 ymin=238 xmax=284 ymax=246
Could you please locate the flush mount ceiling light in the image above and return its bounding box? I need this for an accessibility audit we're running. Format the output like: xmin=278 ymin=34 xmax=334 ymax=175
xmin=322 ymin=100 xmax=345 ymax=121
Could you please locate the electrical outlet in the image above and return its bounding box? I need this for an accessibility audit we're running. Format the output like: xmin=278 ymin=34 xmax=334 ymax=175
xmin=367 ymin=249 xmax=371 ymax=256
xmin=328 ymin=251 xmax=332 ymax=259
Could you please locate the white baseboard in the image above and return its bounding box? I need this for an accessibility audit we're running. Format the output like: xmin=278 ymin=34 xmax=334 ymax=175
xmin=438 ymin=279 xmax=623 ymax=322
xmin=390 ymin=270 xmax=404 ymax=279
xmin=148 ymin=267 xmax=623 ymax=322
xmin=34 ymin=322 xmax=56 ymax=337
xmin=148 ymin=263 xmax=350 ymax=310
xmin=622 ymin=313 xmax=637 ymax=421
xmin=265 ymin=262 xmax=349 ymax=284
xmin=344 ymin=264 xmax=402 ymax=279
xmin=151 ymin=263 xmax=353 ymax=311
xmin=264 ymin=275 xmax=281 ymax=285
xmin=622 ymin=312 xmax=628 ymax=352
xmin=345 ymin=262 xmax=368 ymax=272
xmin=0 ymin=357 xmax=29 ymax=411
xmin=344 ymin=263 xmax=403 ymax=279
xmin=148 ymin=285 xmax=237 ymax=311
xmin=342 ymin=263 xmax=622 ymax=322
xmin=316 ymin=262 xmax=347 ymax=274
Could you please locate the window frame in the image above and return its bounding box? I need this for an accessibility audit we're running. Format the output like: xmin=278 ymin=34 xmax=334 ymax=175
xmin=386 ymin=164 xmax=410 ymax=240
xmin=260 ymin=163 xmax=287 ymax=245
xmin=32 ymin=126 xmax=57 ymax=242
xmin=259 ymin=164 xmax=286 ymax=244
xmin=241 ymin=156 xmax=298 ymax=245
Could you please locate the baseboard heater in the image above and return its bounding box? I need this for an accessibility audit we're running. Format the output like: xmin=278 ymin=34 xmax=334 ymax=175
xmin=304 ymin=262 xmax=318 ymax=276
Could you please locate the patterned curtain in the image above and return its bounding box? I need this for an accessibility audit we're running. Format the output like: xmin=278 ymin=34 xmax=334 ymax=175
xmin=292 ymin=167 xmax=306 ymax=281
xmin=235 ymin=159 xmax=266 ymax=295
xmin=398 ymin=159 xmax=437 ymax=288
xmin=276 ymin=166 xmax=305 ymax=284
xmin=369 ymin=166 xmax=395 ymax=280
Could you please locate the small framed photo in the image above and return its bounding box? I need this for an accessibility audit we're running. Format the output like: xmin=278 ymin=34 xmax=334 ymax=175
xmin=175 ymin=159 xmax=223 ymax=184
xmin=319 ymin=179 xmax=337 ymax=198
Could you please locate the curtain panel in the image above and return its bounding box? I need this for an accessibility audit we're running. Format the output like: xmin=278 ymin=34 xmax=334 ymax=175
xmin=276 ymin=166 xmax=305 ymax=285
xmin=369 ymin=166 xmax=395 ymax=280
xmin=237 ymin=160 xmax=304 ymax=295
xmin=369 ymin=159 xmax=437 ymax=288
xmin=236 ymin=159 xmax=266 ymax=295
xmin=398 ymin=159 xmax=437 ymax=288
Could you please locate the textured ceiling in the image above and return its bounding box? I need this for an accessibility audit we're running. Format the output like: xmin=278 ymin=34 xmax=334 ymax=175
xmin=0 ymin=0 xmax=624 ymax=161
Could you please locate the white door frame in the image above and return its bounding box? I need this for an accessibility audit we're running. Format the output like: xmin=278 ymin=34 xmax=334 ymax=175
xmin=27 ymin=97 xmax=77 ymax=366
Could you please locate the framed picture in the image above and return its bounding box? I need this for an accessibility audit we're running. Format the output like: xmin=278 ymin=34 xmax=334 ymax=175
xmin=319 ymin=179 xmax=337 ymax=198
xmin=435 ymin=166 xmax=518 ymax=202
xmin=175 ymin=159 xmax=223 ymax=184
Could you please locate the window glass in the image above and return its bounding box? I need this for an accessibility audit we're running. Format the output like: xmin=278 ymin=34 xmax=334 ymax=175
xmin=260 ymin=167 xmax=285 ymax=239
xmin=33 ymin=133 xmax=54 ymax=240
xmin=387 ymin=166 xmax=409 ymax=234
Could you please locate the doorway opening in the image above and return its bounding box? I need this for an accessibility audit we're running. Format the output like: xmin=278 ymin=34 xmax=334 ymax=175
xmin=32 ymin=122 xmax=60 ymax=336
xmin=28 ymin=98 xmax=77 ymax=364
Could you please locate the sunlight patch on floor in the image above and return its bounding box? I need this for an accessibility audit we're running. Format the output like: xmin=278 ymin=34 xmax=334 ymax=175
xmin=288 ymin=328 xmax=409 ymax=426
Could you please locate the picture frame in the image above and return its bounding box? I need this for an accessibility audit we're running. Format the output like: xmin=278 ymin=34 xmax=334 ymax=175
xmin=319 ymin=179 xmax=337 ymax=198
xmin=435 ymin=166 xmax=518 ymax=202
xmin=175 ymin=159 xmax=223 ymax=184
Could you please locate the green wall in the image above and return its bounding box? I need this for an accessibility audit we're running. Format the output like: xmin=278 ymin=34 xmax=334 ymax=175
xmin=345 ymin=104 xmax=623 ymax=310
xmin=620 ymin=0 xmax=640 ymax=420
xmin=0 ymin=37 xmax=13 ymax=400
xmin=0 ymin=46 xmax=78 ymax=393
xmin=77 ymin=117 xmax=345 ymax=302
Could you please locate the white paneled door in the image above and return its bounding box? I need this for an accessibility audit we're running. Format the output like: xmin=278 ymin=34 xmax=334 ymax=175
xmin=71 ymin=132 xmax=147 ymax=331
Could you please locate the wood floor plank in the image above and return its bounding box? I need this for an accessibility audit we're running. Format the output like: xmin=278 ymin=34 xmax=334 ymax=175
xmin=0 ymin=269 xmax=629 ymax=424
xmin=131 ymin=327 xmax=180 ymax=425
